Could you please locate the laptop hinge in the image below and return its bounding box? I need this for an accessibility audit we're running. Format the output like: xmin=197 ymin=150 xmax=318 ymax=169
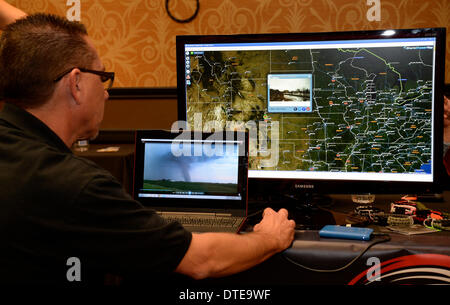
xmin=215 ymin=213 xmax=232 ymax=217
xmin=158 ymin=211 xmax=232 ymax=217
xmin=158 ymin=211 xmax=215 ymax=217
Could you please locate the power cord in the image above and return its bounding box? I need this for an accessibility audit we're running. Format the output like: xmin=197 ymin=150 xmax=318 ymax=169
xmin=282 ymin=233 xmax=391 ymax=273
xmin=246 ymin=209 xmax=264 ymax=219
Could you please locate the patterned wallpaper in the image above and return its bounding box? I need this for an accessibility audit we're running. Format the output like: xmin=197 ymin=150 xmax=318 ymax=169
xmin=8 ymin=0 xmax=450 ymax=87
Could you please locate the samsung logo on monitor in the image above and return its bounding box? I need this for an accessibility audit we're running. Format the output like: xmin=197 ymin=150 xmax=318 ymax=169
xmin=294 ymin=184 xmax=314 ymax=189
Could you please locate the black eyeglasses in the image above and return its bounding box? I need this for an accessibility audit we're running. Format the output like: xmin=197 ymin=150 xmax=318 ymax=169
xmin=53 ymin=67 xmax=115 ymax=90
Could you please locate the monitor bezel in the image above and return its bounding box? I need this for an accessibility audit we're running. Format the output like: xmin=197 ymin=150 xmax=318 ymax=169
xmin=176 ymin=28 xmax=446 ymax=195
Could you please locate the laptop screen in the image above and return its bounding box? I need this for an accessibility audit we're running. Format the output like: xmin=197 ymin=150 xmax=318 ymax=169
xmin=133 ymin=130 xmax=248 ymax=208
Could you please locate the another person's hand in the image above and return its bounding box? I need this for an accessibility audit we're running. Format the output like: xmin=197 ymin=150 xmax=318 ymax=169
xmin=0 ymin=0 xmax=26 ymax=29
xmin=253 ymin=207 xmax=296 ymax=251
xmin=444 ymin=95 xmax=450 ymax=143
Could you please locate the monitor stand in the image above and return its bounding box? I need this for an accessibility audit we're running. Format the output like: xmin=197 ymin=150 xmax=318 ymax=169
xmin=248 ymin=192 xmax=335 ymax=230
xmin=283 ymin=192 xmax=336 ymax=230
xmin=350 ymin=193 xmax=376 ymax=204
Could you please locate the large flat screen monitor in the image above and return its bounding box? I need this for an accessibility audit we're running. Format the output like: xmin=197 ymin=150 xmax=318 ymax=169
xmin=176 ymin=28 xmax=446 ymax=197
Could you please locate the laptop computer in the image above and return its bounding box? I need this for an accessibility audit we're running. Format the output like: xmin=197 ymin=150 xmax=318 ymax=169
xmin=133 ymin=130 xmax=249 ymax=233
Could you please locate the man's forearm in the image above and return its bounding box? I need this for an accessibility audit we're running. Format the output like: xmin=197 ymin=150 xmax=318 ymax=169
xmin=175 ymin=208 xmax=295 ymax=280
xmin=0 ymin=0 xmax=26 ymax=29
xmin=176 ymin=231 xmax=281 ymax=279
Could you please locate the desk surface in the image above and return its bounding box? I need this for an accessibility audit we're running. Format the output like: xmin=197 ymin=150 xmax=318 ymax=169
xmin=200 ymin=192 xmax=450 ymax=286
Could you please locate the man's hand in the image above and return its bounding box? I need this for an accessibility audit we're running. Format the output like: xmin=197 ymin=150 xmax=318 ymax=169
xmin=253 ymin=208 xmax=296 ymax=252
xmin=176 ymin=207 xmax=296 ymax=279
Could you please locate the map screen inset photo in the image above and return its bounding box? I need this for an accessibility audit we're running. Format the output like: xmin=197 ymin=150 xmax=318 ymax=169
xmin=267 ymin=73 xmax=312 ymax=113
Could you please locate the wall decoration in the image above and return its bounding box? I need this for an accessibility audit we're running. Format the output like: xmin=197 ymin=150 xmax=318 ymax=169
xmin=8 ymin=0 xmax=450 ymax=87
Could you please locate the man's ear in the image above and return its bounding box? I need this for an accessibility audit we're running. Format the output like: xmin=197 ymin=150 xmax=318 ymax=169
xmin=68 ymin=68 xmax=82 ymax=105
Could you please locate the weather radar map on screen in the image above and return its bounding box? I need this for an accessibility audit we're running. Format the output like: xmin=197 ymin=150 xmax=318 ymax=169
xmin=178 ymin=29 xmax=444 ymax=192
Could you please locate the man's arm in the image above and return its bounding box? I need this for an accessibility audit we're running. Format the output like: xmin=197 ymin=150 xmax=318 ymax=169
xmin=444 ymin=96 xmax=450 ymax=144
xmin=0 ymin=0 xmax=26 ymax=29
xmin=175 ymin=208 xmax=295 ymax=279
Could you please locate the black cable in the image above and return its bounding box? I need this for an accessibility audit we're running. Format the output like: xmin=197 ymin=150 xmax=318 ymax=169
xmin=282 ymin=233 xmax=391 ymax=273
xmin=165 ymin=0 xmax=200 ymax=23
xmin=246 ymin=209 xmax=264 ymax=219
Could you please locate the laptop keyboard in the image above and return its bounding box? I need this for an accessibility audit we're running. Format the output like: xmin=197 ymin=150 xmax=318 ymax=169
xmin=165 ymin=215 xmax=239 ymax=227
xmin=162 ymin=215 xmax=242 ymax=232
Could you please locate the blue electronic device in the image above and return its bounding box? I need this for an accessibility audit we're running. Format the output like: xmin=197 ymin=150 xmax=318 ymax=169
xmin=319 ymin=225 xmax=374 ymax=241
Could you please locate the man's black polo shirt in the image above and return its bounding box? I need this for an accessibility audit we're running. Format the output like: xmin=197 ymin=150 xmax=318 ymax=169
xmin=0 ymin=103 xmax=192 ymax=284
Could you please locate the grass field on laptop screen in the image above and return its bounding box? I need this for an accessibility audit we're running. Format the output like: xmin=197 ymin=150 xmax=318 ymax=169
xmin=143 ymin=179 xmax=237 ymax=194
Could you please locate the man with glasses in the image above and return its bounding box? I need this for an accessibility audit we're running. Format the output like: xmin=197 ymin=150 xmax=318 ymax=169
xmin=0 ymin=13 xmax=295 ymax=285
